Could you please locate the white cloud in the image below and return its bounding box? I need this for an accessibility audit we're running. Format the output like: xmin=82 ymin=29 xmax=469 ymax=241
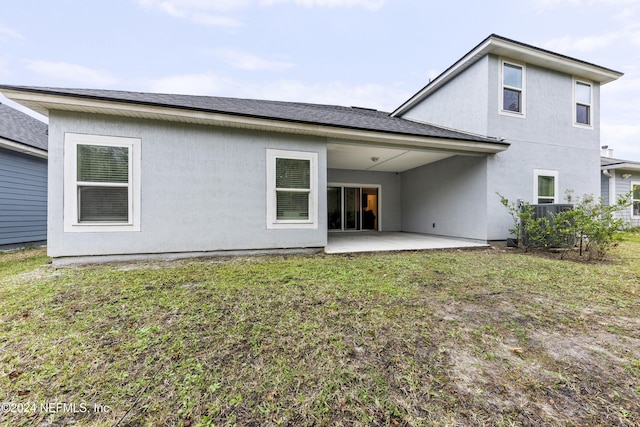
xmin=626 ymin=25 xmax=640 ymax=46
xmin=613 ymin=4 xmax=640 ymax=20
xmin=259 ymin=0 xmax=385 ymax=9
xmin=541 ymin=21 xmax=640 ymax=54
xmin=134 ymin=0 xmax=250 ymax=13
xmin=146 ymin=72 xmax=407 ymax=111
xmin=134 ymin=0 xmax=247 ymax=27
xmin=213 ymin=48 xmax=295 ymax=71
xmin=133 ymin=0 xmax=385 ymax=26
xmin=147 ymin=72 xmax=232 ymax=95
xmin=0 ymin=58 xmax=10 ymax=80
xmin=191 ymin=12 xmax=243 ymax=27
xmin=25 ymin=60 xmax=118 ymax=87
xmin=602 ymin=75 xmax=640 ymax=95
xmin=288 ymin=81 xmax=407 ymax=111
xmin=0 ymin=24 xmax=23 ymax=42
xmin=542 ymin=33 xmax=622 ymax=53
xmin=601 ymin=122 xmax=640 ymax=159
xmin=533 ymin=0 xmax=640 ymax=9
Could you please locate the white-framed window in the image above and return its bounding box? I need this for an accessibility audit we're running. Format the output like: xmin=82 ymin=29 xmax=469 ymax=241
xmin=632 ymin=181 xmax=640 ymax=217
xmin=533 ymin=169 xmax=558 ymax=204
xmin=574 ymin=78 xmax=593 ymax=128
xmin=266 ymin=149 xmax=318 ymax=229
xmin=500 ymin=59 xmax=526 ymax=117
xmin=64 ymin=133 xmax=141 ymax=232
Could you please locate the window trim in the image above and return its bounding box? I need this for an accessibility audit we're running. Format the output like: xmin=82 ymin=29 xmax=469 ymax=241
xmin=632 ymin=181 xmax=640 ymax=218
xmin=533 ymin=169 xmax=559 ymax=204
xmin=64 ymin=133 xmax=141 ymax=232
xmin=573 ymin=78 xmax=593 ymax=129
xmin=266 ymin=149 xmax=318 ymax=229
xmin=499 ymin=59 xmax=526 ymax=118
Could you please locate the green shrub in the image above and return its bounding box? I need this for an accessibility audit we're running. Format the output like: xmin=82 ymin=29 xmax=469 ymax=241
xmin=499 ymin=191 xmax=631 ymax=260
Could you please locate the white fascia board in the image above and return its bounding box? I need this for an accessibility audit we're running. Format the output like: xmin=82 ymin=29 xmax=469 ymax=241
xmin=602 ymin=163 xmax=640 ymax=172
xmin=488 ymin=38 xmax=622 ymax=84
xmin=0 ymin=136 xmax=48 ymax=158
xmin=2 ymin=90 xmax=508 ymax=156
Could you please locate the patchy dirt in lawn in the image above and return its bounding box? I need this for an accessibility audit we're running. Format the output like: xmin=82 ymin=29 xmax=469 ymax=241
xmin=1 ymin=244 xmax=639 ymax=426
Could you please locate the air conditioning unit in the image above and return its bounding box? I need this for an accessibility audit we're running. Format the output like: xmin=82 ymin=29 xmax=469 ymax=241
xmin=531 ymin=203 xmax=573 ymax=219
xmin=519 ymin=203 xmax=574 ymax=248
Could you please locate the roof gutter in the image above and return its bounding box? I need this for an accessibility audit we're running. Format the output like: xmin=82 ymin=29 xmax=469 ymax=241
xmin=601 ymin=163 xmax=640 ymax=172
xmin=0 ymin=136 xmax=48 ymax=159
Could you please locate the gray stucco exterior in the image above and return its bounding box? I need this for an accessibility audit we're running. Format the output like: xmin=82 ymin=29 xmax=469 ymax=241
xmin=401 ymin=155 xmax=488 ymax=241
xmin=400 ymin=55 xmax=604 ymax=240
xmin=47 ymin=111 xmax=327 ymax=258
xmin=0 ymin=147 xmax=47 ymax=246
xmin=401 ymin=56 xmax=491 ymax=137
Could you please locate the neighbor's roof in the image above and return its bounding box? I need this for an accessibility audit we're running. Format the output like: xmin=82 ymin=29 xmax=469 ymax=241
xmin=601 ymin=156 xmax=640 ymax=171
xmin=0 ymin=85 xmax=509 ymax=155
xmin=0 ymin=102 xmax=48 ymax=151
xmin=393 ymin=34 xmax=624 ymax=117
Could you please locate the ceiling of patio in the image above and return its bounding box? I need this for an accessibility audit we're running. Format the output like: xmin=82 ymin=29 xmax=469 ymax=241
xmin=327 ymin=143 xmax=455 ymax=173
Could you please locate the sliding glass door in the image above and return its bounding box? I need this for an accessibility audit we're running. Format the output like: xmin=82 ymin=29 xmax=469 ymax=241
xmin=344 ymin=187 xmax=361 ymax=230
xmin=328 ymin=186 xmax=378 ymax=231
xmin=327 ymin=187 xmax=342 ymax=230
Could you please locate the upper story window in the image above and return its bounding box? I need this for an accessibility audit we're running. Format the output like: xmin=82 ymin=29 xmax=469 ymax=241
xmin=500 ymin=60 xmax=526 ymax=117
xmin=574 ymin=79 xmax=593 ymax=127
xmin=266 ymin=149 xmax=318 ymax=229
xmin=64 ymin=133 xmax=141 ymax=232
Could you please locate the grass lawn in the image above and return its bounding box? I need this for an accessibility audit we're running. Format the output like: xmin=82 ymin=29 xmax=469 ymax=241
xmin=1 ymin=235 xmax=639 ymax=427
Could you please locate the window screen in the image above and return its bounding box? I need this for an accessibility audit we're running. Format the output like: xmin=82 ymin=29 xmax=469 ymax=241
xmin=503 ymin=63 xmax=523 ymax=113
xmin=275 ymin=158 xmax=310 ymax=220
xmin=77 ymin=144 xmax=129 ymax=222
xmin=537 ymin=175 xmax=555 ymax=204
xmin=575 ymin=81 xmax=592 ymax=125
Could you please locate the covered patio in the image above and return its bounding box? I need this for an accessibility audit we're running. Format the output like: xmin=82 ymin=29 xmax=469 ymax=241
xmin=325 ymin=231 xmax=488 ymax=254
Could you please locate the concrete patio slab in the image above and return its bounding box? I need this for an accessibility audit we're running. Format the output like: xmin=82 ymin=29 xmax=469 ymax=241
xmin=325 ymin=232 xmax=488 ymax=254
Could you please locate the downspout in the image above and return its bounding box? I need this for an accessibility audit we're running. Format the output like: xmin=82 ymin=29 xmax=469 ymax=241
xmin=602 ymin=169 xmax=615 ymax=206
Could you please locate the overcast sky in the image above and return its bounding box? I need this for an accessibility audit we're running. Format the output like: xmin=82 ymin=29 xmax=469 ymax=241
xmin=1 ymin=0 xmax=639 ymax=159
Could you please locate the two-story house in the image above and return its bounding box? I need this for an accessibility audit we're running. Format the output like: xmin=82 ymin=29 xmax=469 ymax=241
xmin=392 ymin=35 xmax=622 ymax=240
xmin=0 ymin=35 xmax=622 ymax=263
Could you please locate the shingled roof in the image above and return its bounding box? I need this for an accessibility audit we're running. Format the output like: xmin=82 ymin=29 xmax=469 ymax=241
xmin=601 ymin=156 xmax=640 ymax=170
xmin=0 ymin=102 xmax=48 ymax=151
xmin=0 ymin=85 xmax=503 ymax=146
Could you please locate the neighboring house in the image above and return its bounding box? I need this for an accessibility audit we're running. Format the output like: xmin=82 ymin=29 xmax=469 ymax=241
xmin=0 ymin=103 xmax=48 ymax=248
xmin=601 ymin=150 xmax=640 ymax=227
xmin=0 ymin=34 xmax=623 ymax=263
